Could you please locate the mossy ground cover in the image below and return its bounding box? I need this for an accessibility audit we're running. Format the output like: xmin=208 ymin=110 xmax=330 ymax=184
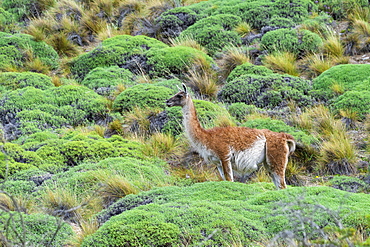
xmin=83 ymin=182 xmax=370 ymax=246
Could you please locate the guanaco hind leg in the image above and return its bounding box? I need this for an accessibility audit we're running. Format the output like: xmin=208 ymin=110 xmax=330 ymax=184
xmin=264 ymin=136 xmax=290 ymax=189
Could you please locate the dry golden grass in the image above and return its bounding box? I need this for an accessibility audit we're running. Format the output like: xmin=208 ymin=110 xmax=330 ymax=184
xmin=95 ymin=173 xmax=140 ymax=205
xmin=123 ymin=107 xmax=161 ymax=137
xmin=306 ymin=53 xmax=334 ymax=76
xmin=170 ymin=35 xmax=207 ymax=53
xmin=234 ymin=22 xmax=253 ymax=38
xmin=69 ymin=218 xmax=99 ymax=247
xmin=141 ymin=132 xmax=183 ymax=159
xmin=185 ymin=56 xmax=218 ymax=98
xmin=263 ymin=51 xmax=299 ymax=76
xmin=217 ymin=46 xmax=250 ymax=80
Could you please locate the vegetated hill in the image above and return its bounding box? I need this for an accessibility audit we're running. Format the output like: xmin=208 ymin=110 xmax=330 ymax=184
xmin=0 ymin=0 xmax=369 ymax=246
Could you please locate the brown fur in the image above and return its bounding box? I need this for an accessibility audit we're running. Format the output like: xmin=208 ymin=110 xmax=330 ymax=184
xmin=166 ymin=88 xmax=295 ymax=189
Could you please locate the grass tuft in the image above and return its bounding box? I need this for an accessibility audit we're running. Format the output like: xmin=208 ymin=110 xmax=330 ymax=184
xmin=263 ymin=51 xmax=299 ymax=76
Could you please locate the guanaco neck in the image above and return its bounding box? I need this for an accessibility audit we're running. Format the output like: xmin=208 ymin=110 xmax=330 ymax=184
xmin=182 ymin=96 xmax=207 ymax=143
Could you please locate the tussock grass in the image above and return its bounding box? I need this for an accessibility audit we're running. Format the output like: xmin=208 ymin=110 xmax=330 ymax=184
xmin=217 ymin=46 xmax=250 ymax=80
xmin=123 ymin=107 xmax=161 ymax=137
xmin=323 ymin=31 xmax=345 ymax=58
xmin=185 ymin=57 xmax=218 ymax=98
xmin=263 ymin=51 xmax=299 ymax=76
xmin=69 ymin=218 xmax=99 ymax=247
xmin=170 ymin=35 xmax=207 ymax=53
xmin=95 ymin=173 xmax=140 ymax=205
xmin=234 ymin=22 xmax=253 ymax=38
xmin=306 ymin=53 xmax=334 ymax=76
xmin=141 ymin=132 xmax=182 ymax=159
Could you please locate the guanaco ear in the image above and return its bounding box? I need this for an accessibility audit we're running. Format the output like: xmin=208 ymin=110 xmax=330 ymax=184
xmin=182 ymin=83 xmax=187 ymax=94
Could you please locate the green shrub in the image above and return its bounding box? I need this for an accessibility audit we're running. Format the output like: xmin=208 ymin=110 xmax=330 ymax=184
xmin=0 ymin=7 xmax=15 ymax=32
xmin=268 ymin=16 xmax=296 ymax=29
xmin=179 ymin=14 xmax=242 ymax=56
xmin=0 ymin=32 xmax=59 ymax=70
xmin=147 ymin=46 xmax=214 ymax=78
xmin=70 ymin=35 xmax=168 ymax=81
xmin=218 ymin=74 xmax=313 ymax=109
xmin=312 ymin=64 xmax=370 ymax=100
xmin=0 ymin=85 xmax=109 ymax=139
xmin=158 ymin=7 xmax=199 ymax=39
xmin=227 ymin=62 xmax=274 ymax=82
xmin=241 ymin=118 xmax=318 ymax=145
xmin=313 ymin=0 xmax=369 ymax=20
xmin=261 ymin=28 xmax=323 ymax=56
xmin=328 ymin=176 xmax=370 ymax=193
xmin=1 ymin=180 xmax=36 ymax=196
xmin=81 ymin=66 xmax=135 ymax=96
xmin=113 ymin=84 xmax=173 ymax=112
xmin=0 ymin=72 xmax=54 ymax=93
xmin=332 ymin=91 xmax=370 ymax=119
xmin=154 ymin=78 xmax=185 ymax=94
xmin=0 ymin=212 xmax=74 ymax=246
xmin=90 ymin=182 xmax=370 ymax=246
xmin=44 ymin=156 xmax=172 ymax=196
xmin=228 ymin=103 xmax=258 ymax=122
xmin=162 ymin=99 xmax=231 ymax=135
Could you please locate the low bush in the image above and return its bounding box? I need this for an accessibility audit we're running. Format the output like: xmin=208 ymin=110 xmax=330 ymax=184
xmin=328 ymin=176 xmax=370 ymax=193
xmin=158 ymin=7 xmax=199 ymax=39
xmin=218 ymin=74 xmax=313 ymax=109
xmin=113 ymin=84 xmax=173 ymax=112
xmin=0 ymin=72 xmax=54 ymax=93
xmin=179 ymin=14 xmax=242 ymax=56
xmin=0 ymin=212 xmax=74 ymax=246
xmin=86 ymin=182 xmax=370 ymax=246
xmin=226 ymin=62 xmax=274 ymax=82
xmin=227 ymin=103 xmax=258 ymax=122
xmin=0 ymin=32 xmax=59 ymax=70
xmin=261 ymin=28 xmax=323 ymax=56
xmin=332 ymin=90 xmax=370 ymax=119
xmin=70 ymin=35 xmax=168 ymax=81
xmin=0 ymin=85 xmax=109 ymax=139
xmin=81 ymin=66 xmax=135 ymax=96
xmin=312 ymin=64 xmax=370 ymax=100
xmin=146 ymin=46 xmax=214 ymax=78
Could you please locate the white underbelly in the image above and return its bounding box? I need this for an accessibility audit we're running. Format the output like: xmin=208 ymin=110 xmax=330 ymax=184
xmin=230 ymin=137 xmax=266 ymax=175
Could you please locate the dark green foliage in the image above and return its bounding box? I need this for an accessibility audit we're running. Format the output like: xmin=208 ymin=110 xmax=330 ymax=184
xmin=88 ymin=182 xmax=370 ymax=246
xmin=0 ymin=85 xmax=109 ymax=139
xmin=187 ymin=0 xmax=316 ymax=30
xmin=70 ymin=35 xmax=168 ymax=81
xmin=328 ymin=176 xmax=370 ymax=193
xmin=261 ymin=28 xmax=323 ymax=56
xmin=81 ymin=66 xmax=135 ymax=96
xmin=1 ymin=0 xmax=49 ymax=22
xmin=241 ymin=118 xmax=318 ymax=145
xmin=268 ymin=17 xmax=296 ymax=29
xmin=1 ymin=180 xmax=36 ymax=196
xmin=113 ymin=84 xmax=173 ymax=112
xmin=0 ymin=72 xmax=54 ymax=94
xmin=218 ymin=74 xmax=313 ymax=109
xmin=0 ymin=7 xmax=15 ymax=32
xmin=158 ymin=7 xmax=199 ymax=39
xmin=179 ymin=14 xmax=242 ymax=56
xmin=332 ymin=91 xmax=370 ymax=119
xmin=162 ymin=100 xmax=231 ymax=136
xmin=227 ymin=62 xmax=274 ymax=82
xmin=312 ymin=64 xmax=370 ymax=100
xmin=313 ymin=0 xmax=369 ymax=20
xmin=146 ymin=46 xmax=214 ymax=78
xmin=227 ymin=103 xmax=258 ymax=122
xmin=0 ymin=32 xmax=59 ymax=70
xmin=0 ymin=212 xmax=74 ymax=246
xmin=43 ymin=156 xmax=172 ymax=197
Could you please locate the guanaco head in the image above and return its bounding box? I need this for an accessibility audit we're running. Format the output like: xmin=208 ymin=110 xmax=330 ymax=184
xmin=166 ymin=84 xmax=189 ymax=107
